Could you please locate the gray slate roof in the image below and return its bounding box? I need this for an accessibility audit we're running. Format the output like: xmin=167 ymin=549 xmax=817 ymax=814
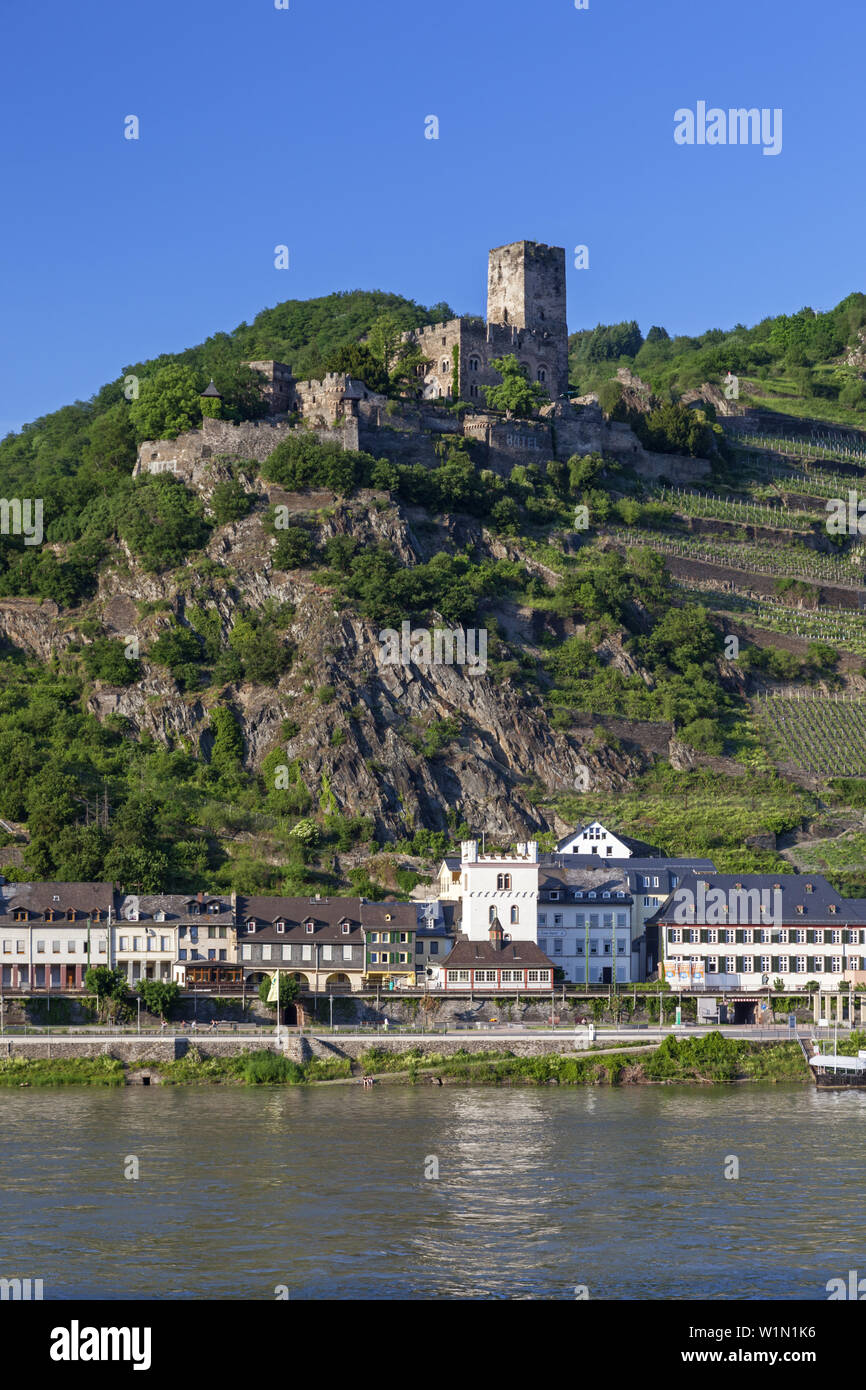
xmin=652 ymin=872 xmax=866 ymax=925
xmin=0 ymin=882 xmax=114 ymax=921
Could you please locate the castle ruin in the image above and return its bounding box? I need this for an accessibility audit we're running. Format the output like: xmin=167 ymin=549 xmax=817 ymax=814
xmin=133 ymin=240 xmax=709 ymax=487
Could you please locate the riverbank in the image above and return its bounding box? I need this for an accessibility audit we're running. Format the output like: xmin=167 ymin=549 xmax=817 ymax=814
xmin=0 ymin=1034 xmax=811 ymax=1088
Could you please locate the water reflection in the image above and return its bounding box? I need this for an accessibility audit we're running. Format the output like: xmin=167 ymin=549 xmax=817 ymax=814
xmin=0 ymin=1084 xmax=864 ymax=1299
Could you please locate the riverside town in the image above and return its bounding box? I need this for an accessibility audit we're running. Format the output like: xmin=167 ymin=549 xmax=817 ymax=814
xmin=3 ymin=824 xmax=865 ymax=1032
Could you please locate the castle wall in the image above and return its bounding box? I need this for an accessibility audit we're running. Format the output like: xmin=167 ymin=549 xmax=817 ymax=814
xmin=134 ymin=415 xmax=359 ymax=483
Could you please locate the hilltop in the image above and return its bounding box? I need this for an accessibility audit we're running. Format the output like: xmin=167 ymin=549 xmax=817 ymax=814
xmin=4 ymin=279 xmax=866 ymax=898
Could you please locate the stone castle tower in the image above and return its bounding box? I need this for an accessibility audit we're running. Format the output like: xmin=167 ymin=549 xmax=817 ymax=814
xmin=410 ymin=240 xmax=570 ymax=405
xmin=486 ymin=241 xmax=567 ymax=339
xmin=183 ymin=242 xmax=570 ymax=438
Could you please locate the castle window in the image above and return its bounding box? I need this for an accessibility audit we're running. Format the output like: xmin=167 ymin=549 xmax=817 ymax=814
xmin=497 ymin=874 xmax=512 ymax=891
xmin=442 ymin=361 xmax=449 ymax=373
xmin=538 ymin=369 xmax=546 ymax=382
xmin=469 ymin=357 xmax=479 ymax=371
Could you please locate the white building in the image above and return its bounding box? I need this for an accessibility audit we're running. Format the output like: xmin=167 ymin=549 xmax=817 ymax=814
xmin=554 ymin=821 xmax=655 ymax=859
xmin=459 ymin=840 xmax=539 ymax=941
xmin=537 ymin=869 xmax=635 ymax=983
xmin=0 ymin=882 xmax=112 ymax=991
xmin=658 ymin=873 xmax=866 ymax=996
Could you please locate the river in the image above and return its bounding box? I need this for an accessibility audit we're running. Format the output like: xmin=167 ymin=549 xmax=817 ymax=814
xmin=1 ymin=1083 xmax=863 ymax=1300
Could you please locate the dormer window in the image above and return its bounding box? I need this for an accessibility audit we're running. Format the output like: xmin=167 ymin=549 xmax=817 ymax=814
xmin=829 ymin=905 xmax=838 ymax=914
xmin=549 ymin=891 xmax=559 ymax=901
xmin=602 ymin=892 xmax=610 ymax=899
xmin=796 ymin=905 xmax=804 ymax=914
xmin=341 ymin=922 xmax=351 ymax=935
xmin=245 ymin=920 xmax=256 ymax=933
xmin=588 ymin=892 xmax=596 ymax=900
xmin=276 ymin=922 xmax=285 ymax=933
xmin=208 ymin=902 xmax=220 ymax=914
xmin=45 ymin=909 xmax=54 ymax=922
xmin=14 ymin=910 xmax=27 ymax=921
xmin=384 ymin=914 xmax=392 ymax=922
xmin=92 ymin=910 xmax=101 ymax=921
xmin=305 ymin=922 xmax=314 ymax=934
xmin=805 ymin=883 xmax=814 ymax=893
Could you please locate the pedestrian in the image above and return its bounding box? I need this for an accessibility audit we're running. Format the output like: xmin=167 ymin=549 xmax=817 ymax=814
xmin=160 ymin=1019 xmax=167 ymax=1032
xmin=210 ymin=1018 xmax=216 ymax=1030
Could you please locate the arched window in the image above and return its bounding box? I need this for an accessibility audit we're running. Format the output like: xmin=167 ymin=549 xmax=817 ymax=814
xmin=442 ymin=361 xmax=449 ymax=372
xmin=497 ymin=873 xmax=512 ymax=890
xmin=510 ymin=906 xmax=519 ymax=924
xmin=469 ymin=357 xmax=479 ymax=371
xmin=538 ymin=368 xmax=546 ymax=382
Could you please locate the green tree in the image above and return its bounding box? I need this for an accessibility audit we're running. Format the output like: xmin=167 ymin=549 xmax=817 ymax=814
xmin=80 ymin=402 xmax=137 ymax=475
xmin=227 ymin=614 xmax=292 ymax=683
xmin=482 ymin=355 xmax=549 ymax=417
xmin=366 ymin=313 xmax=406 ymax=372
xmin=258 ymin=972 xmax=302 ymax=1011
xmin=323 ymin=342 xmax=390 ymax=394
xmin=137 ymin=979 xmax=181 ymax=1019
xmin=273 ymin=527 xmax=314 ymax=569
xmin=117 ymin=476 xmax=211 ymax=572
xmin=148 ymin=623 xmax=204 ymax=690
xmin=129 ymin=364 xmax=202 ymax=441
xmin=85 ymin=965 xmax=128 ymax=1019
xmin=209 ymin=705 xmax=244 ymax=773
xmin=210 ymin=478 xmax=253 ymax=525
xmin=103 ymin=844 xmax=171 ymax=893
xmin=81 ymin=637 xmax=141 ymax=685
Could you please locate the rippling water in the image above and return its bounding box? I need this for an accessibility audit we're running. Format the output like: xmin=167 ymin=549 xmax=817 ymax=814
xmin=0 ymin=1083 xmax=864 ymax=1299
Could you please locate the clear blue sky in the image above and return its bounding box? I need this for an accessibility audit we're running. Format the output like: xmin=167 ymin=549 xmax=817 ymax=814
xmin=1 ymin=0 xmax=862 ymax=435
